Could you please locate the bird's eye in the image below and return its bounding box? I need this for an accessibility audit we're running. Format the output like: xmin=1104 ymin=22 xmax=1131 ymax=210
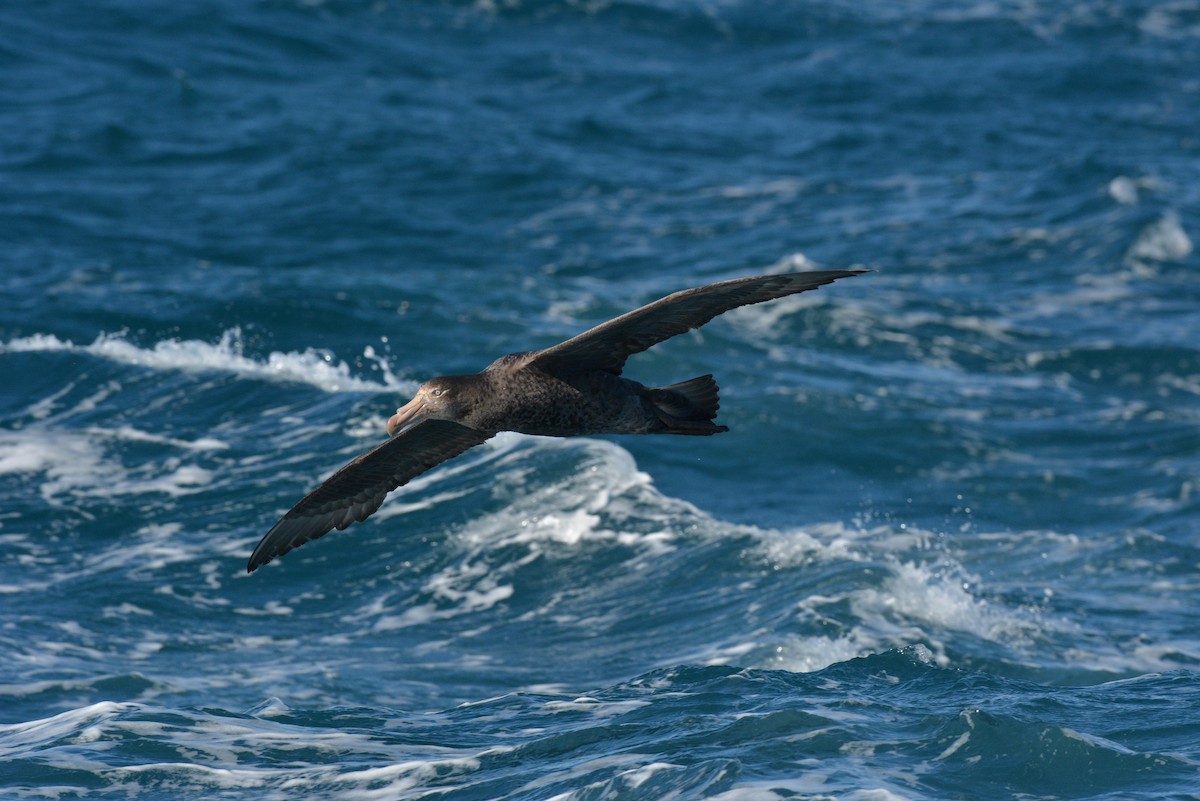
xmin=431 ymin=388 xmax=445 ymax=397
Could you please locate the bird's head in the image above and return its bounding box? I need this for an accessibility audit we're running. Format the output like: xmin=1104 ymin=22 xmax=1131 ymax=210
xmin=386 ymin=376 xmax=469 ymax=435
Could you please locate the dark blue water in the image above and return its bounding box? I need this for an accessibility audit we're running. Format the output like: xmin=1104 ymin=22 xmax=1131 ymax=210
xmin=3 ymin=1 xmax=1199 ymax=798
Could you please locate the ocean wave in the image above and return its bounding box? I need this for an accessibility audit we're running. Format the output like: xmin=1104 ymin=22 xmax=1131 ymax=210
xmin=4 ymin=661 xmax=1195 ymax=801
xmin=3 ymin=373 xmax=1193 ymax=694
xmin=5 ymin=404 xmax=1188 ymax=687
xmin=0 ymin=329 xmax=412 ymax=393
xmin=297 ymin=434 xmax=1054 ymax=677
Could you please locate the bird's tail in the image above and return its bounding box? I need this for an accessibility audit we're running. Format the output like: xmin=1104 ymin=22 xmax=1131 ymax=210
xmin=648 ymin=374 xmax=729 ymax=435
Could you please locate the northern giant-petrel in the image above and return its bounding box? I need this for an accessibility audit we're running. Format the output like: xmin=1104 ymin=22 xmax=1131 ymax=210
xmin=248 ymin=270 xmax=865 ymax=572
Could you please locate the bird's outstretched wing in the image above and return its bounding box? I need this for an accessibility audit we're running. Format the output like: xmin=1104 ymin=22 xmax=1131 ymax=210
xmin=528 ymin=270 xmax=866 ymax=376
xmin=247 ymin=419 xmax=493 ymax=572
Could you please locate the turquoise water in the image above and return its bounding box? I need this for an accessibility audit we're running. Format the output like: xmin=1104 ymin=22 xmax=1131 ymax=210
xmin=2 ymin=1 xmax=1199 ymax=799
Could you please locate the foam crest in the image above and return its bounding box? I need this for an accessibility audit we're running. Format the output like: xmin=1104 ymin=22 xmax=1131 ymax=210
xmin=0 ymin=701 xmax=133 ymax=756
xmin=85 ymin=523 xmax=200 ymax=575
xmin=1 ymin=329 xmax=413 ymax=393
xmin=368 ymin=437 xmax=694 ymax=632
xmin=469 ymin=437 xmax=691 ymax=548
xmin=747 ymin=523 xmax=1041 ymax=672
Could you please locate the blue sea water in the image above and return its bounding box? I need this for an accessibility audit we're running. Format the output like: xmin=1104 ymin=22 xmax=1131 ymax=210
xmin=2 ymin=0 xmax=1199 ymax=798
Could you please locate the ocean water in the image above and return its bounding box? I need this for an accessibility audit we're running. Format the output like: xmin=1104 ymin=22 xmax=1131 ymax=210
xmin=2 ymin=0 xmax=1199 ymax=798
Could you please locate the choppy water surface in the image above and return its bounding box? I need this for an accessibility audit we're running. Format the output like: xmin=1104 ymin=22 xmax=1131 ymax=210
xmin=2 ymin=1 xmax=1199 ymax=799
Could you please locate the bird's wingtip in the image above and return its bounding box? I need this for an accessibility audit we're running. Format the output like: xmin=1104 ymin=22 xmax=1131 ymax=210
xmin=246 ymin=532 xmax=282 ymax=574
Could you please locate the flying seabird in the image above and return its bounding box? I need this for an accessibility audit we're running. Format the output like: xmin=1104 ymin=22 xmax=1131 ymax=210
xmin=248 ymin=269 xmax=866 ymax=572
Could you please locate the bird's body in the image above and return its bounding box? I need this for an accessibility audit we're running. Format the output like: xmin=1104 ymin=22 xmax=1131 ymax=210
xmin=432 ymin=354 xmax=724 ymax=438
xmin=248 ymin=269 xmax=866 ymax=572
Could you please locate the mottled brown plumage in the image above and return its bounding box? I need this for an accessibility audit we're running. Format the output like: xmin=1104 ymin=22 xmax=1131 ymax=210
xmin=248 ymin=269 xmax=865 ymax=572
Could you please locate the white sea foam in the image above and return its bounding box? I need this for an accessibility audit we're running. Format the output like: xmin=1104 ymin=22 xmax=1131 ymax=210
xmin=1127 ymin=212 xmax=1193 ymax=263
xmin=526 ymin=754 xmax=669 ymax=800
xmin=1139 ymin=1 xmax=1200 ymax=39
xmin=458 ymin=436 xmax=684 ymax=553
xmin=705 ymin=775 xmax=918 ymax=801
xmin=0 ymin=425 xmax=109 ymax=503
xmin=0 ymin=699 xmax=488 ymax=800
xmin=328 ymin=757 xmax=481 ymax=800
xmin=0 ymin=329 xmax=413 ymax=393
xmin=0 ymin=701 xmax=133 ymax=757
xmin=739 ymin=522 xmax=1043 ymax=672
xmin=541 ymin=697 xmax=651 ymax=718
xmin=1107 ymin=175 xmax=1161 ymax=205
xmin=363 ymin=436 xmax=690 ymax=632
xmin=0 ymin=425 xmax=219 ymax=504
xmin=618 ymin=761 xmax=685 ymax=789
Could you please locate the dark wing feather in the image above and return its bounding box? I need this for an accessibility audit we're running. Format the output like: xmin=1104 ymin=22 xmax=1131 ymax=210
xmin=528 ymin=270 xmax=866 ymax=376
xmin=247 ymin=419 xmax=493 ymax=572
